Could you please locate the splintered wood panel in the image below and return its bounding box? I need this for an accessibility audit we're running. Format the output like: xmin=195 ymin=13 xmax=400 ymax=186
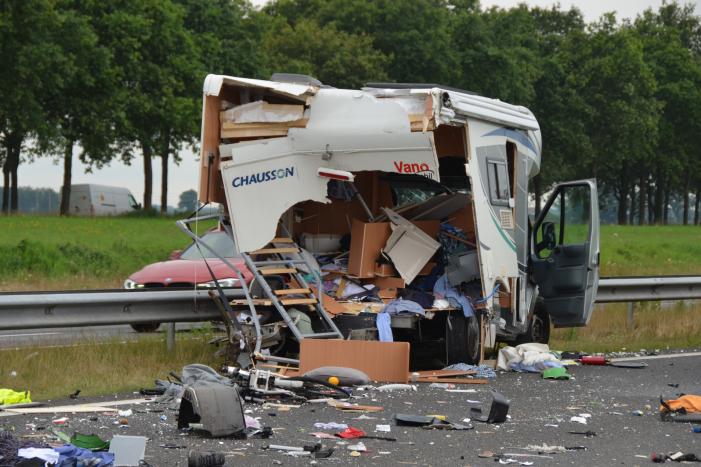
xmin=274 ymin=288 xmax=311 ymax=295
xmin=260 ymin=268 xmax=297 ymax=275
xmin=280 ymin=298 xmax=317 ymax=305
xmin=434 ymin=124 xmax=466 ymax=158
xmin=299 ymin=339 xmax=410 ymax=383
xmin=199 ymin=94 xmax=225 ymax=203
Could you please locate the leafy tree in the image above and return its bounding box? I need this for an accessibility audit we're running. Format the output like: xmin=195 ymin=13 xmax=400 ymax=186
xmin=80 ymin=0 xmax=202 ymax=213
xmin=636 ymin=4 xmax=701 ymax=225
xmin=175 ymin=0 xmax=263 ymax=77
xmin=42 ymin=0 xmax=118 ymax=216
xmin=264 ymin=0 xmax=456 ymax=84
xmin=571 ymin=16 xmax=660 ymax=224
xmin=177 ymin=188 xmax=198 ymax=212
xmin=260 ymin=17 xmax=388 ymax=88
xmin=0 ymin=0 xmax=64 ymax=213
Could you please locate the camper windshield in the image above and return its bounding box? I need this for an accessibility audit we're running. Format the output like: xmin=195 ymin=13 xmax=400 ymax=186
xmin=180 ymin=231 xmax=237 ymax=260
xmin=383 ymin=174 xmax=450 ymax=207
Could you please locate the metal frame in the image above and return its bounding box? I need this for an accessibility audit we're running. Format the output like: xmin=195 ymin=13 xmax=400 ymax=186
xmin=595 ymin=276 xmax=701 ymax=303
xmin=0 ymin=288 xmax=242 ymax=330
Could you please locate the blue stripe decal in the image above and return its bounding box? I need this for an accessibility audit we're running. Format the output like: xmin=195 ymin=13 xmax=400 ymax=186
xmin=483 ymin=128 xmax=536 ymax=154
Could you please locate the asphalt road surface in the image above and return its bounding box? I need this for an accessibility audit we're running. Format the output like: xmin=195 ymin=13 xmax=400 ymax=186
xmin=2 ymin=351 xmax=700 ymax=466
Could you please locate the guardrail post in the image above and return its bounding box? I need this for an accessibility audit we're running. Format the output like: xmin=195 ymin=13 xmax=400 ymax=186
xmin=626 ymin=302 xmax=634 ymax=330
xmin=166 ymin=323 xmax=176 ymax=352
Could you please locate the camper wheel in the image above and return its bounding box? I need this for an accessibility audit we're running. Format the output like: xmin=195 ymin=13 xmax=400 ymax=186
xmin=445 ymin=311 xmax=480 ymax=365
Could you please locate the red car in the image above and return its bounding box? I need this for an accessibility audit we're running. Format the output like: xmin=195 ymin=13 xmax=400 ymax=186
xmin=124 ymin=230 xmax=253 ymax=331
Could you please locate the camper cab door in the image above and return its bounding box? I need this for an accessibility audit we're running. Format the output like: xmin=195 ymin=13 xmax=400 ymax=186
xmin=530 ymin=179 xmax=599 ymax=327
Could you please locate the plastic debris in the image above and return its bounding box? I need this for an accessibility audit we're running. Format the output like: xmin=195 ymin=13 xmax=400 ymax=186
xmin=652 ymin=451 xmax=701 ymax=463
xmin=498 ymin=459 xmax=534 ymax=465
xmin=570 ymin=416 xmax=588 ymax=425
xmin=187 ymin=450 xmax=225 ymax=467
xmin=347 ymin=442 xmax=367 ymax=452
xmin=337 ymin=427 xmax=367 ymax=439
xmin=632 ymin=410 xmax=644 ymax=416
xmin=117 ymin=409 xmax=133 ymax=417
xmin=313 ymin=422 xmax=348 ymax=430
xmin=310 ymin=432 xmax=337 ymax=439
xmin=52 ymin=417 xmax=69 ymax=425
xmin=375 ymin=424 xmax=391 ymax=433
xmin=245 ymin=415 xmax=262 ymax=430
xmin=376 ymin=384 xmax=417 ymax=392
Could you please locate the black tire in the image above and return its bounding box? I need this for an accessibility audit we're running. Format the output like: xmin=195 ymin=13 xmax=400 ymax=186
xmin=131 ymin=322 xmax=161 ymax=333
xmin=445 ymin=312 xmax=481 ymax=365
xmin=516 ymin=306 xmax=551 ymax=345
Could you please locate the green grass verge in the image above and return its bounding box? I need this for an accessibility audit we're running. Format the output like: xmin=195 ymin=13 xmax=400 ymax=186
xmin=0 ymin=332 xmax=219 ymax=401
xmin=1 ymin=217 xmax=699 ymax=292
xmin=0 ymin=215 xmax=215 ymax=291
xmin=600 ymin=225 xmax=701 ymax=276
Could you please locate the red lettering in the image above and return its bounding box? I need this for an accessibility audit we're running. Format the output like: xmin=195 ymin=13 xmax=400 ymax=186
xmin=393 ymin=161 xmax=403 ymax=172
xmin=419 ymin=163 xmax=429 ymax=171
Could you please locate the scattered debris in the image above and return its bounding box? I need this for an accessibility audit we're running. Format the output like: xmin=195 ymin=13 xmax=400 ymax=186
xmin=347 ymin=441 xmax=367 ymax=452
xmin=470 ymin=391 xmax=510 ymax=424
xmin=187 ymin=450 xmax=226 ymax=467
xmin=109 ymin=435 xmax=146 ymax=466
xmin=542 ymin=367 xmax=571 ymax=380
xmin=313 ymin=422 xmax=348 ymax=430
xmin=652 ymin=451 xmax=701 ymax=463
xmin=569 ymin=431 xmax=597 ymax=437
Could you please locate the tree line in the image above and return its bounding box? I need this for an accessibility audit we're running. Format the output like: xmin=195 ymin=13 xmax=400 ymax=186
xmin=1 ymin=0 xmax=700 ymax=224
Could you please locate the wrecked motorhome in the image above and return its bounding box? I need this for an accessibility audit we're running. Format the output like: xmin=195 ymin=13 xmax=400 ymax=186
xmin=185 ymin=73 xmax=600 ymax=367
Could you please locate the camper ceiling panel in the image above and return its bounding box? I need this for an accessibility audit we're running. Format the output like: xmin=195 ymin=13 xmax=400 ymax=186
xmin=203 ymin=74 xmax=318 ymax=102
xmin=219 ymin=130 xmax=438 ymax=253
xmin=443 ymin=92 xmax=540 ymax=131
xmin=306 ymin=88 xmax=411 ymax=133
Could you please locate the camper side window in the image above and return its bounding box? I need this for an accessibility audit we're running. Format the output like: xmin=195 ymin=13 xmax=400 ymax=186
xmin=487 ymin=160 xmax=510 ymax=206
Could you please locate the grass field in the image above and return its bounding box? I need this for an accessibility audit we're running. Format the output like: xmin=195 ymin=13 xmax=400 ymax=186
xmin=0 ymin=332 xmax=219 ymax=400
xmin=1 ymin=216 xmax=699 ymax=291
xmin=0 ymin=215 xmax=215 ymax=291
xmin=0 ymin=216 xmax=699 ymax=399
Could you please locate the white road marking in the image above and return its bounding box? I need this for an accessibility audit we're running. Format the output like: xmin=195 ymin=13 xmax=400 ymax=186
xmin=612 ymin=351 xmax=701 ymax=362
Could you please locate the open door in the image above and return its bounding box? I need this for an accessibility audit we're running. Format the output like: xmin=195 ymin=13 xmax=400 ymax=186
xmin=530 ymin=179 xmax=599 ymax=327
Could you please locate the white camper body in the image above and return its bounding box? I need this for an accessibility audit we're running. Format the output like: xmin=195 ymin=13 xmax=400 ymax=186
xmin=198 ymin=74 xmax=600 ymax=353
xmin=69 ymin=184 xmax=140 ymax=216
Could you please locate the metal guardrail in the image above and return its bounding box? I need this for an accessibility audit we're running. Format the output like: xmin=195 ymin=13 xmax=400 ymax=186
xmin=596 ymin=276 xmax=701 ymax=303
xmin=0 ymin=276 xmax=699 ymax=332
xmin=0 ymin=288 xmax=243 ymax=331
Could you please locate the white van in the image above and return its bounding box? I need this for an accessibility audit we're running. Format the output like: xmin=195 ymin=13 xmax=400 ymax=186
xmin=68 ymin=184 xmax=140 ymax=216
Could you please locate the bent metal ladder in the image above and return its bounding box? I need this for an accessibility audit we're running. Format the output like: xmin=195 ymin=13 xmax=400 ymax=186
xmin=175 ymin=212 xmax=341 ymax=363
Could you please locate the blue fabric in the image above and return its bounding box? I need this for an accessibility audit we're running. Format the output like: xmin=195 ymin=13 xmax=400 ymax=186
xmin=382 ymin=298 xmax=426 ymax=317
xmin=510 ymin=360 xmax=564 ymax=373
xmin=376 ymin=299 xmax=426 ymax=342
xmin=376 ymin=312 xmax=393 ymax=342
xmin=444 ymin=363 xmax=497 ymax=379
xmin=55 ymin=444 xmax=114 ymax=467
xmin=433 ymin=274 xmax=475 ymax=318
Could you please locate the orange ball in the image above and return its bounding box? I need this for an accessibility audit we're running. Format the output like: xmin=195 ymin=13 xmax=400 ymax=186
xmin=328 ymin=376 xmax=340 ymax=386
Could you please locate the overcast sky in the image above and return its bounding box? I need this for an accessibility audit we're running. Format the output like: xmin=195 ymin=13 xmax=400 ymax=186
xmin=21 ymin=0 xmax=700 ymax=206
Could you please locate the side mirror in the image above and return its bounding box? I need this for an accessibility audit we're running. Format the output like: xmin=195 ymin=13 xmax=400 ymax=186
xmin=539 ymin=221 xmax=556 ymax=252
xmin=169 ymin=249 xmax=183 ymax=260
